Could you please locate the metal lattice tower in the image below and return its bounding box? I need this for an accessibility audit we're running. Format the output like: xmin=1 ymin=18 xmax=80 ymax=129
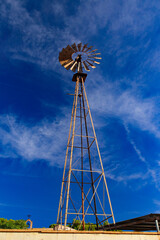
xmin=57 ymin=43 xmax=115 ymax=230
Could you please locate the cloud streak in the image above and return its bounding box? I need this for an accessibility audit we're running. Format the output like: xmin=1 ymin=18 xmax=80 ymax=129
xmin=1 ymin=0 xmax=160 ymax=193
xmin=124 ymin=123 xmax=160 ymax=190
xmin=1 ymin=0 xmax=78 ymax=71
xmin=1 ymin=0 xmax=160 ymax=72
xmin=87 ymin=72 xmax=160 ymax=139
xmin=0 ymin=113 xmax=71 ymax=166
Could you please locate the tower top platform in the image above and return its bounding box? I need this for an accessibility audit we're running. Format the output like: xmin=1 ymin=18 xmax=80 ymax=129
xmin=72 ymin=73 xmax=87 ymax=82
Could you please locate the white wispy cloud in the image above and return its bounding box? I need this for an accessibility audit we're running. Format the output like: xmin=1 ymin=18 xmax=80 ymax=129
xmin=123 ymin=122 xmax=160 ymax=190
xmin=87 ymin=72 xmax=160 ymax=138
xmin=82 ymin=72 xmax=160 ymax=188
xmin=1 ymin=0 xmax=160 ymax=192
xmin=0 ymin=72 xmax=159 ymax=188
xmin=1 ymin=0 xmax=160 ymax=71
xmin=154 ymin=199 xmax=160 ymax=207
xmin=124 ymin=123 xmax=146 ymax=163
xmin=0 ymin=0 xmax=78 ymax=70
xmin=106 ymin=171 xmax=148 ymax=183
xmin=0 ymin=113 xmax=71 ymax=166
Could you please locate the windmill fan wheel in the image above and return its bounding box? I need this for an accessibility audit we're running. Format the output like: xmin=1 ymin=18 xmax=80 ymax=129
xmin=59 ymin=43 xmax=102 ymax=72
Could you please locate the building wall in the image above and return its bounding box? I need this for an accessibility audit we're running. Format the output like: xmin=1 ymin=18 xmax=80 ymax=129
xmin=0 ymin=230 xmax=159 ymax=240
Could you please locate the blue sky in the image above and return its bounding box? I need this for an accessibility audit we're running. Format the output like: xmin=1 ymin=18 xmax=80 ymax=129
xmin=1 ymin=0 xmax=160 ymax=227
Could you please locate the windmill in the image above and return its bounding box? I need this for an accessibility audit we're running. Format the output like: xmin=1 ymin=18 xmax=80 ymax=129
xmin=57 ymin=43 xmax=115 ymax=230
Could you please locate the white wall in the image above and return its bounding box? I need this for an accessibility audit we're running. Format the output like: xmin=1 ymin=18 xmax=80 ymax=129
xmin=0 ymin=230 xmax=159 ymax=240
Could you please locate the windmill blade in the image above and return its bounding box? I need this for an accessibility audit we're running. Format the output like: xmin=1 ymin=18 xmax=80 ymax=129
xmin=87 ymin=58 xmax=95 ymax=62
xmin=71 ymin=62 xmax=78 ymax=72
xmin=89 ymin=52 xmax=101 ymax=56
xmin=70 ymin=61 xmax=77 ymax=71
xmin=88 ymin=49 xmax=98 ymax=53
xmin=64 ymin=60 xmax=75 ymax=68
xmin=93 ymin=56 xmax=102 ymax=60
xmin=84 ymin=46 xmax=93 ymax=52
xmin=71 ymin=43 xmax=78 ymax=52
xmin=65 ymin=45 xmax=75 ymax=54
xmin=61 ymin=59 xmax=72 ymax=66
xmin=77 ymin=43 xmax=82 ymax=52
xmin=82 ymin=44 xmax=88 ymax=52
xmin=86 ymin=60 xmax=96 ymax=68
xmin=59 ymin=46 xmax=74 ymax=64
xmin=59 ymin=57 xmax=71 ymax=65
xmin=93 ymin=61 xmax=100 ymax=64
xmin=59 ymin=51 xmax=71 ymax=62
xmin=87 ymin=55 xmax=94 ymax=58
xmin=59 ymin=51 xmax=64 ymax=61
xmin=66 ymin=62 xmax=76 ymax=70
xmin=88 ymin=56 xmax=102 ymax=61
xmin=83 ymin=61 xmax=90 ymax=71
xmin=88 ymin=59 xmax=100 ymax=65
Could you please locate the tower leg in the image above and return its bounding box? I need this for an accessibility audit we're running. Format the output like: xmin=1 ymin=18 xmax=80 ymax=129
xmin=82 ymin=79 xmax=115 ymax=224
xmin=57 ymin=79 xmax=77 ymax=226
xmin=79 ymin=92 xmax=85 ymax=230
xmin=81 ymin=80 xmax=99 ymax=229
xmin=64 ymin=78 xmax=80 ymax=228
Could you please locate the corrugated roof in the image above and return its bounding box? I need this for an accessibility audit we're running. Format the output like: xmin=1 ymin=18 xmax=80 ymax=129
xmin=99 ymin=213 xmax=160 ymax=231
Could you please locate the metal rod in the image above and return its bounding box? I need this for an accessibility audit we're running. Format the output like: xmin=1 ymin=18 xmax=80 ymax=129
xmin=72 ymin=169 xmax=102 ymax=173
xmin=76 ymin=186 xmax=92 ymax=217
xmin=69 ymin=193 xmax=81 ymax=221
xmin=64 ymin=181 xmax=92 ymax=184
xmin=67 ymin=213 xmax=108 ymax=216
xmin=68 ymin=145 xmax=88 ymax=149
xmin=74 ymin=134 xmax=94 ymax=138
xmin=89 ymin=138 xmax=95 ymax=148
xmin=98 ymin=215 xmax=112 ymax=225
xmin=155 ymin=219 xmax=160 ymax=232
xmin=84 ymin=175 xmax=102 ymax=219
xmin=71 ymin=171 xmax=101 ymax=225
xmin=64 ymin=78 xmax=80 ymax=228
xmin=82 ymin=79 xmax=115 ymax=224
xmin=81 ymin=80 xmax=99 ymax=229
xmin=95 ymin=187 xmax=107 ymax=218
xmin=64 ymin=182 xmax=81 ymax=222
xmin=79 ymin=93 xmax=85 ymax=230
xmin=93 ymin=173 xmax=102 ymax=184
xmin=57 ymin=86 xmax=76 ymax=225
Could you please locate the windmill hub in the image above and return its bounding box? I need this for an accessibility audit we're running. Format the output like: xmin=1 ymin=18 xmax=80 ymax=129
xmin=72 ymin=52 xmax=87 ymax=62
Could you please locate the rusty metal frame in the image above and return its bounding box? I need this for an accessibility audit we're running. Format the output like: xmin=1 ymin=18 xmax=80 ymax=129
xmin=57 ymin=73 xmax=115 ymax=229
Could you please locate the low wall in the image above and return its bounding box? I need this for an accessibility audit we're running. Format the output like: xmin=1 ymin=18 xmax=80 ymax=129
xmin=0 ymin=229 xmax=159 ymax=240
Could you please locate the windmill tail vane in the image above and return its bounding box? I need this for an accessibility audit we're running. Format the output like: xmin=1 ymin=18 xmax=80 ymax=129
xmin=57 ymin=43 xmax=115 ymax=230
